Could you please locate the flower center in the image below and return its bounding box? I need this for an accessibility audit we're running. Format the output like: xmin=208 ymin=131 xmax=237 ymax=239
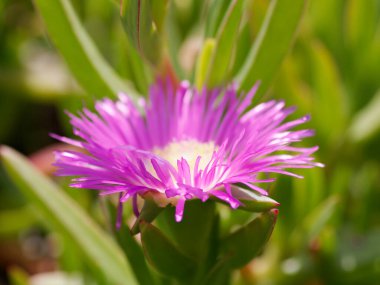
xmin=154 ymin=140 xmax=216 ymax=171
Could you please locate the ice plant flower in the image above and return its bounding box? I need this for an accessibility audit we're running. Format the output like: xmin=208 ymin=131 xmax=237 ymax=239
xmin=53 ymin=80 xmax=322 ymax=223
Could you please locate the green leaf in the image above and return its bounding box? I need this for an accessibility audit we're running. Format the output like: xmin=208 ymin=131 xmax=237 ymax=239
xmin=219 ymin=209 xmax=278 ymax=268
xmin=116 ymin=222 xmax=156 ymax=285
xmin=131 ymin=198 xmax=164 ymax=235
xmin=195 ymin=39 xmax=216 ymax=89
xmin=230 ymin=186 xmax=280 ymax=212
xmin=349 ymin=90 xmax=380 ymax=143
xmin=0 ymin=206 xmax=37 ymax=236
xmin=307 ymin=40 xmax=347 ymax=146
xmin=120 ymin=0 xmax=164 ymax=66
xmin=205 ymin=0 xmax=232 ymax=38
xmin=156 ymin=200 xmax=216 ymax=260
xmin=200 ymin=255 xmax=232 ymax=285
xmin=206 ymin=0 xmax=244 ymax=87
xmin=34 ymin=0 xmax=139 ymax=99
xmin=140 ymin=221 xmax=197 ymax=280
xmin=345 ymin=0 xmax=377 ymax=51
xmin=235 ymin=0 xmax=307 ymax=98
xmin=0 ymin=146 xmax=138 ymax=285
xmin=298 ymin=195 xmax=340 ymax=244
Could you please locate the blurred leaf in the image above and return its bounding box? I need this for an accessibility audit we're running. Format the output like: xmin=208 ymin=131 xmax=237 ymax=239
xmin=0 ymin=146 xmax=138 ymax=285
xmin=34 ymin=0 xmax=139 ymax=99
xmin=120 ymin=0 xmax=164 ymax=66
xmin=302 ymin=195 xmax=340 ymax=242
xmin=140 ymin=221 xmax=197 ymax=280
xmin=0 ymin=206 xmax=37 ymax=236
xmin=308 ymin=0 xmax=345 ymax=61
xmin=220 ymin=209 xmax=278 ymax=268
xmin=293 ymin=168 xmax=325 ymax=219
xmin=345 ymin=0 xmax=377 ymax=51
xmin=8 ymin=267 xmax=29 ymax=285
xmin=308 ymin=40 xmax=347 ymax=146
xmin=348 ymin=90 xmax=380 ymax=143
xmin=205 ymin=0 xmax=231 ymax=38
xmin=235 ymin=0 xmax=308 ymax=99
xmin=195 ymin=38 xmax=215 ymax=89
xmin=206 ymin=0 xmax=244 ymax=87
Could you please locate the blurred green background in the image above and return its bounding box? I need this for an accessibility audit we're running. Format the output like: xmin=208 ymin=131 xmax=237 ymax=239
xmin=1 ymin=0 xmax=380 ymax=284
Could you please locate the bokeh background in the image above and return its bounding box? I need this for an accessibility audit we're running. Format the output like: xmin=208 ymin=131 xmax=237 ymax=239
xmin=1 ymin=0 xmax=380 ymax=284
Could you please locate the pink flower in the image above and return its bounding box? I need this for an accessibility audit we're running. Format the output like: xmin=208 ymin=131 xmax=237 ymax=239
xmin=53 ymin=80 xmax=322 ymax=224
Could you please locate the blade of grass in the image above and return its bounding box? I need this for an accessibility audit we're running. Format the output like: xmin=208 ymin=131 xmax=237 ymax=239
xmin=206 ymin=0 xmax=244 ymax=87
xmin=0 ymin=146 xmax=138 ymax=285
xmin=34 ymin=0 xmax=140 ymax=99
xmin=235 ymin=0 xmax=307 ymax=99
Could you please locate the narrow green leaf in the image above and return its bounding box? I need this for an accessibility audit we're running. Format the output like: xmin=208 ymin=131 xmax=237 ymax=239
xmin=220 ymin=209 xmax=278 ymax=269
xmin=140 ymin=221 xmax=197 ymax=280
xmin=206 ymin=0 xmax=244 ymax=87
xmin=120 ymin=0 xmax=163 ymax=66
xmin=349 ymin=90 xmax=380 ymax=143
xmin=235 ymin=0 xmax=307 ymax=98
xmin=195 ymin=39 xmax=216 ymax=89
xmin=345 ymin=0 xmax=377 ymax=50
xmin=205 ymin=0 xmax=232 ymax=38
xmin=34 ymin=0 xmax=139 ymax=99
xmin=308 ymin=40 xmax=347 ymax=146
xmin=0 ymin=146 xmax=138 ymax=285
xmin=301 ymin=195 xmax=340 ymax=242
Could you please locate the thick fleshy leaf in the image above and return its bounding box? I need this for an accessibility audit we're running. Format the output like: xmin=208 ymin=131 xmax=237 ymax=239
xmin=116 ymin=221 xmax=156 ymax=285
xmin=230 ymin=186 xmax=279 ymax=212
xmin=156 ymin=200 xmax=216 ymax=260
xmin=0 ymin=146 xmax=138 ymax=285
xmin=105 ymin=199 xmax=156 ymax=285
xmin=139 ymin=221 xmax=197 ymax=280
xmin=235 ymin=0 xmax=307 ymax=99
xmin=200 ymin=255 xmax=232 ymax=285
xmin=219 ymin=209 xmax=278 ymax=268
xmin=206 ymin=0 xmax=244 ymax=87
xmin=131 ymin=198 xmax=164 ymax=235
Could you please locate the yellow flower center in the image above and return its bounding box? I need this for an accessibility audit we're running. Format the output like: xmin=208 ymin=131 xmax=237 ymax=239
xmin=154 ymin=140 xmax=216 ymax=171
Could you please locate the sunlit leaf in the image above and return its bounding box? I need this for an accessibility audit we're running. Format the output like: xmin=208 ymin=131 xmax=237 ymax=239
xmin=34 ymin=0 xmax=139 ymax=99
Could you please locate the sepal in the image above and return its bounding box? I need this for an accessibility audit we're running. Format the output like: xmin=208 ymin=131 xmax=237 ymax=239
xmin=219 ymin=209 xmax=278 ymax=268
xmin=139 ymin=221 xmax=196 ymax=280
